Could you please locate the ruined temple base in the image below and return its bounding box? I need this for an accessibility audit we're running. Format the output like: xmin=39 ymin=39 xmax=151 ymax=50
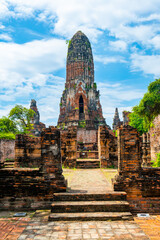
xmin=60 ymin=126 xmax=118 ymax=169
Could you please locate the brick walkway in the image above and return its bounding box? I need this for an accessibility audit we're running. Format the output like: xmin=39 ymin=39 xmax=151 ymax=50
xmin=1 ymin=212 xmax=160 ymax=239
xmin=134 ymin=215 xmax=160 ymax=240
xmin=0 ymin=217 xmax=30 ymax=240
xmin=0 ymin=169 xmax=160 ymax=239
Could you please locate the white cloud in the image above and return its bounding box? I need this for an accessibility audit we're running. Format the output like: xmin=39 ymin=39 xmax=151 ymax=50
xmin=97 ymin=82 xmax=144 ymax=127
xmin=0 ymin=38 xmax=67 ymax=88
xmin=131 ymin=53 xmax=160 ymax=77
xmin=109 ymin=40 xmax=127 ymax=52
xmin=94 ymin=55 xmax=126 ymax=65
xmin=0 ymin=0 xmax=160 ymax=44
xmin=0 ymin=34 xmax=12 ymax=41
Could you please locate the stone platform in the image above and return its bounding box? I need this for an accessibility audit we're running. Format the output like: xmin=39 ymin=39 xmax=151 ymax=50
xmin=49 ymin=169 xmax=132 ymax=221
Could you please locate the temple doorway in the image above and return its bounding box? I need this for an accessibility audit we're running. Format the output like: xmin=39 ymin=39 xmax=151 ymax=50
xmin=79 ymin=95 xmax=84 ymax=119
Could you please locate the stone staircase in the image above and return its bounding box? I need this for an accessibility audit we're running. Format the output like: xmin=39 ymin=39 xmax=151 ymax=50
xmin=76 ymin=143 xmax=100 ymax=168
xmin=76 ymin=158 xmax=100 ymax=168
xmin=3 ymin=159 xmax=15 ymax=168
xmin=48 ymin=192 xmax=133 ymax=221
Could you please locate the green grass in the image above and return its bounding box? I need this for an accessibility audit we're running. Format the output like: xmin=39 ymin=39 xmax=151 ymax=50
xmin=101 ymin=169 xmax=117 ymax=184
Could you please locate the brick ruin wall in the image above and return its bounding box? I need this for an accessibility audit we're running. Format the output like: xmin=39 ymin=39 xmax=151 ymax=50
xmin=0 ymin=127 xmax=66 ymax=210
xmin=77 ymin=129 xmax=97 ymax=143
xmin=150 ymin=115 xmax=160 ymax=160
xmin=0 ymin=139 xmax=15 ymax=165
xmin=61 ymin=126 xmax=118 ymax=168
xmin=60 ymin=127 xmax=77 ymax=168
xmin=113 ymin=125 xmax=160 ymax=213
xmin=98 ymin=126 xmax=118 ymax=168
xmin=15 ymin=135 xmax=41 ymax=168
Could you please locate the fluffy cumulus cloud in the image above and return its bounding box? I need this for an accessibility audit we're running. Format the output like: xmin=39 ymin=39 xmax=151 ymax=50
xmin=94 ymin=55 xmax=126 ymax=64
xmin=109 ymin=40 xmax=127 ymax=52
xmin=0 ymin=38 xmax=67 ymax=89
xmin=97 ymin=82 xmax=145 ymax=127
xmin=131 ymin=54 xmax=160 ymax=77
xmin=0 ymin=0 xmax=159 ymax=41
xmin=0 ymin=38 xmax=67 ymax=124
xmin=1 ymin=0 xmax=160 ymax=126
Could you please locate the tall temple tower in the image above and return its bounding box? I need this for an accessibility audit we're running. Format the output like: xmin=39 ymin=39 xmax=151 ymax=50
xmin=58 ymin=31 xmax=106 ymax=129
xmin=112 ymin=108 xmax=120 ymax=130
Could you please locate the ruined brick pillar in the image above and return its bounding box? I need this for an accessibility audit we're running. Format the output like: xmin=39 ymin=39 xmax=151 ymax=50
xmin=117 ymin=125 xmax=141 ymax=174
xmin=98 ymin=126 xmax=109 ymax=168
xmin=41 ymin=127 xmax=67 ymax=193
xmin=141 ymin=132 xmax=151 ymax=167
xmin=15 ymin=135 xmax=41 ymax=168
xmin=61 ymin=127 xmax=77 ymax=168
xmin=113 ymin=125 xmax=142 ymax=191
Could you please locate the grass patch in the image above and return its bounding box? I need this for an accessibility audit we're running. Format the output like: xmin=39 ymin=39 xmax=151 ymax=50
xmin=101 ymin=169 xmax=117 ymax=184
xmin=63 ymin=168 xmax=77 ymax=187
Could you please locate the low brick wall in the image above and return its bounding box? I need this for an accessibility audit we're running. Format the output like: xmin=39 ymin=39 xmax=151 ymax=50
xmin=0 ymin=127 xmax=67 ymax=210
xmin=113 ymin=125 xmax=160 ymax=214
xmin=15 ymin=135 xmax=41 ymax=168
xmin=0 ymin=139 xmax=15 ymax=165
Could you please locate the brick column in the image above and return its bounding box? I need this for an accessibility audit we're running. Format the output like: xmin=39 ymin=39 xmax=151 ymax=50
xmin=98 ymin=126 xmax=109 ymax=168
xmin=64 ymin=127 xmax=77 ymax=168
xmin=113 ymin=125 xmax=142 ymax=191
xmin=15 ymin=135 xmax=41 ymax=168
xmin=141 ymin=133 xmax=151 ymax=167
xmin=117 ymin=125 xmax=141 ymax=174
xmin=41 ymin=127 xmax=67 ymax=193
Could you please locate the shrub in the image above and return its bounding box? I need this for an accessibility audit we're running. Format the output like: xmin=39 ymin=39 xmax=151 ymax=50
xmin=151 ymin=152 xmax=160 ymax=167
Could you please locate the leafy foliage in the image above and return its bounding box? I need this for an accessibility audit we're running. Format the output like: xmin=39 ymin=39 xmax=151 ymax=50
xmin=129 ymin=112 xmax=149 ymax=135
xmin=0 ymin=117 xmax=18 ymax=133
xmin=9 ymin=105 xmax=34 ymax=134
xmin=0 ymin=105 xmax=35 ymax=139
xmin=134 ymin=79 xmax=160 ymax=123
xmin=0 ymin=117 xmax=18 ymax=139
xmin=129 ymin=79 xmax=160 ymax=134
xmin=151 ymin=152 xmax=160 ymax=167
xmin=79 ymin=120 xmax=86 ymax=128
xmin=0 ymin=132 xmax=16 ymax=140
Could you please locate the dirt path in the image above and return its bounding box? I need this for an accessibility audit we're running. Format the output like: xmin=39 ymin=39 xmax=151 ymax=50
xmin=63 ymin=169 xmax=114 ymax=193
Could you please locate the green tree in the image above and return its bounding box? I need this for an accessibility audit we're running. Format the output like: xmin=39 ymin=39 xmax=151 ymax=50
xmin=129 ymin=112 xmax=149 ymax=135
xmin=0 ymin=117 xmax=18 ymax=139
xmin=129 ymin=78 xmax=160 ymax=134
xmin=9 ymin=105 xmax=34 ymax=134
xmin=152 ymin=153 xmax=160 ymax=167
xmin=135 ymin=79 xmax=160 ymax=123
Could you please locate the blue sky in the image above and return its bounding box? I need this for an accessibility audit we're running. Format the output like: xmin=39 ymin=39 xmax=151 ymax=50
xmin=0 ymin=0 xmax=160 ymax=128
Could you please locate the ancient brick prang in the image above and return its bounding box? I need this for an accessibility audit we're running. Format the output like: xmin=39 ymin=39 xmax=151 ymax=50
xmin=58 ymin=31 xmax=106 ymax=129
xmin=112 ymin=108 xmax=120 ymax=130
xmin=30 ymin=99 xmax=45 ymax=136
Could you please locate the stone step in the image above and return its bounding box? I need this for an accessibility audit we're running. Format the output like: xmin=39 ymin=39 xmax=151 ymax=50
xmin=53 ymin=192 xmax=127 ymax=201
xmin=5 ymin=159 xmax=15 ymax=162
xmin=76 ymin=159 xmax=99 ymax=161
xmin=76 ymin=159 xmax=100 ymax=168
xmin=51 ymin=200 xmax=130 ymax=213
xmin=4 ymin=162 xmax=14 ymax=168
xmin=49 ymin=212 xmax=133 ymax=221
